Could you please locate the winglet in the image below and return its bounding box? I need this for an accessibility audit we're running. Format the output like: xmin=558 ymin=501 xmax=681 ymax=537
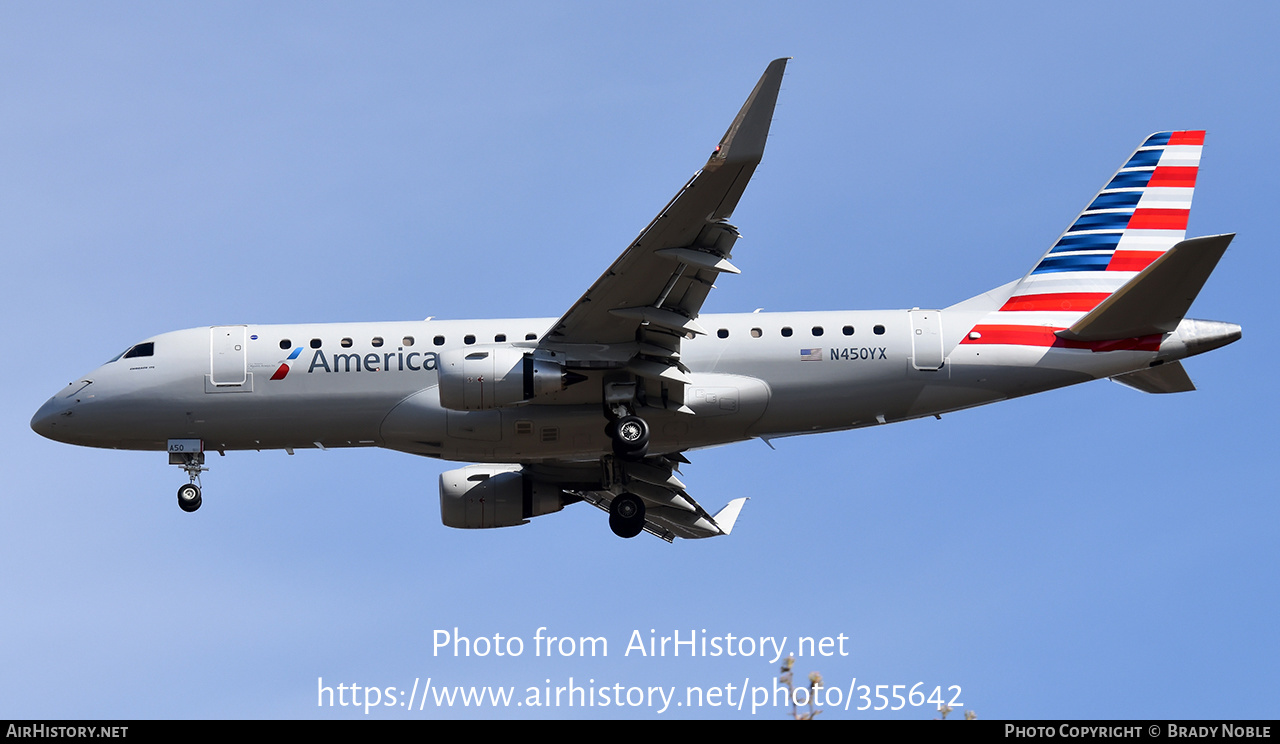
xmin=711 ymin=497 xmax=749 ymax=535
xmin=708 ymin=58 xmax=789 ymax=168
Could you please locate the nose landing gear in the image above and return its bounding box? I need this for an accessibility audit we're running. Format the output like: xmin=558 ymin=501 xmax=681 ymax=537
xmin=177 ymin=482 xmax=202 ymax=512
xmin=168 ymin=439 xmax=207 ymax=513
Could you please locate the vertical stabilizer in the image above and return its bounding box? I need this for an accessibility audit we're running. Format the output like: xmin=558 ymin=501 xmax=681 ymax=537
xmin=962 ymin=131 xmax=1206 ymax=346
xmin=1015 ymin=130 xmax=1203 ymax=307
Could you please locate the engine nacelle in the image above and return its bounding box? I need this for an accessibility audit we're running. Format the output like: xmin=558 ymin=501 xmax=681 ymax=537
xmin=437 ymin=346 xmax=578 ymax=411
xmin=439 ymin=464 xmax=566 ymax=529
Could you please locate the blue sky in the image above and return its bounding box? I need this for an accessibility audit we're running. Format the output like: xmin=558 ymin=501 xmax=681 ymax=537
xmin=3 ymin=2 xmax=1276 ymax=719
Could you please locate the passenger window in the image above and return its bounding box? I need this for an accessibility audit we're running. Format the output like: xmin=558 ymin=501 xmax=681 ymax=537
xmin=279 ymin=339 xmax=291 ymax=350
xmin=781 ymin=327 xmax=793 ymax=337
xmin=525 ymin=333 xmax=537 ymax=341
xmin=372 ymin=337 xmax=384 ymax=347
xmin=717 ymin=329 xmax=729 ymax=339
xmin=309 ymin=339 xmax=321 ymax=349
xmin=434 ymin=335 xmax=445 ymax=346
xmin=843 ymin=325 xmax=854 ymax=336
xmin=812 ymin=326 xmax=824 ymax=336
xmin=123 ymin=342 xmax=155 ymax=359
xmin=874 ymin=325 xmax=885 ymax=335
xmin=751 ymin=328 xmax=762 ymax=338
xmin=340 ymin=338 xmax=353 ymax=348
xmin=464 ymin=334 xmax=476 ymax=345
xmin=403 ymin=336 xmax=415 ymax=347
xmin=495 ymin=334 xmax=506 ymax=342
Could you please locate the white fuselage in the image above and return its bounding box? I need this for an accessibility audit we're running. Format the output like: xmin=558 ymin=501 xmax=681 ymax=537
xmin=32 ymin=307 xmax=1224 ymax=464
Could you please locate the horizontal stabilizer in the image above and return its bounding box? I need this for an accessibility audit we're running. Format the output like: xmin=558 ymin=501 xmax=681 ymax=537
xmin=1058 ymin=233 xmax=1234 ymax=342
xmin=1111 ymin=361 xmax=1196 ymax=394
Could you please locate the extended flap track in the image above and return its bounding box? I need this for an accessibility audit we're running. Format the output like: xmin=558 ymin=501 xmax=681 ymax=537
xmin=619 ymin=222 xmax=742 ymax=408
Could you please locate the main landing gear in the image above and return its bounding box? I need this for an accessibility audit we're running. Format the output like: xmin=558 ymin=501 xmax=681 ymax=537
xmin=604 ymin=408 xmax=651 ymax=537
xmin=609 ymin=493 xmax=646 ymax=539
xmin=607 ymin=414 xmax=650 ymax=460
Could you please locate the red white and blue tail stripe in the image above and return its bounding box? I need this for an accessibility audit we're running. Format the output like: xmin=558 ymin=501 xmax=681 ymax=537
xmin=963 ymin=131 xmax=1203 ymax=349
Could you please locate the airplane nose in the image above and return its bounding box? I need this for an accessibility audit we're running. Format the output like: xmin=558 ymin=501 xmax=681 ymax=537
xmin=31 ymin=397 xmax=60 ymax=438
xmin=31 ymin=395 xmax=76 ymax=443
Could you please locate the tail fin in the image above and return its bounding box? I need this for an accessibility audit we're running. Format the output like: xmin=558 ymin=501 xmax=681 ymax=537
xmin=1003 ymin=131 xmax=1205 ymax=316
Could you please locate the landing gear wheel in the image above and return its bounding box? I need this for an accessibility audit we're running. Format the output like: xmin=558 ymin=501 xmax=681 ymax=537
xmin=608 ymin=493 xmax=645 ymax=539
xmin=609 ymin=415 xmax=650 ymax=460
xmin=177 ymin=483 xmax=202 ymax=513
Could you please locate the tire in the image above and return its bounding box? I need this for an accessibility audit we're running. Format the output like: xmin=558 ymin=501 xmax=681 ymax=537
xmin=608 ymin=494 xmax=645 ymax=538
xmin=610 ymin=415 xmax=649 ymax=457
xmin=177 ymin=484 xmax=202 ymax=513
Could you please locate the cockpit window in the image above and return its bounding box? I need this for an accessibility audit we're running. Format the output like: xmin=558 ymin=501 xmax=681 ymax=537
xmin=123 ymin=342 xmax=155 ymax=359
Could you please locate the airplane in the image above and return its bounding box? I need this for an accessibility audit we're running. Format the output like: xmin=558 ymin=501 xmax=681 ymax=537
xmin=30 ymin=58 xmax=1241 ymax=541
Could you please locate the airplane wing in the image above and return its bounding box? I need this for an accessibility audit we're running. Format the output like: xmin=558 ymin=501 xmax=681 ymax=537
xmin=530 ymin=454 xmax=748 ymax=542
xmin=538 ymin=58 xmax=788 ymax=409
xmin=524 ymin=60 xmax=788 ymax=541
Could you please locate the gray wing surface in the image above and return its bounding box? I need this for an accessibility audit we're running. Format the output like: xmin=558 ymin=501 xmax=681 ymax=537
xmin=531 ymin=454 xmax=749 ymax=542
xmin=539 ymin=58 xmax=788 ymax=397
xmin=532 ymin=59 xmax=787 ymax=541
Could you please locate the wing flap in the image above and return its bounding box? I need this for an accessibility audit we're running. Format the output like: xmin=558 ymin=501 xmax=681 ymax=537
xmin=644 ymin=504 xmax=734 ymax=541
xmin=572 ymin=453 xmax=748 ymax=541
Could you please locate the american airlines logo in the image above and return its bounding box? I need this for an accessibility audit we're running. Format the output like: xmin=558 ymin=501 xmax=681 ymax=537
xmin=269 ymin=348 xmax=304 ymax=380
xmin=270 ymin=349 xmax=442 ymax=380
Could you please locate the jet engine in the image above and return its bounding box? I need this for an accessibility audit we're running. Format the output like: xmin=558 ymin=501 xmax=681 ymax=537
xmin=436 ymin=347 xmax=585 ymax=411
xmin=439 ymin=464 xmax=568 ymax=529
